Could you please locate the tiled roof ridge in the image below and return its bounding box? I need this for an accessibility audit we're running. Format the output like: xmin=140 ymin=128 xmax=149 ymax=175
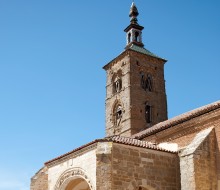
xmin=45 ymin=135 xmax=177 ymax=165
xmin=105 ymin=135 xmax=175 ymax=153
xmin=132 ymin=100 xmax=220 ymax=140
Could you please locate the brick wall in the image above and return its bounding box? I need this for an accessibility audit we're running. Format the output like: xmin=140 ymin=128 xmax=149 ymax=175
xmin=30 ymin=166 xmax=48 ymax=190
xmin=111 ymin=143 xmax=180 ymax=190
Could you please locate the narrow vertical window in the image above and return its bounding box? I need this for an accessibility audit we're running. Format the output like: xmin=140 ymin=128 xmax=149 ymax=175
xmin=114 ymin=77 xmax=122 ymax=93
xmin=145 ymin=74 xmax=153 ymax=92
xmin=128 ymin=33 xmax=131 ymax=43
xmin=135 ymin=31 xmax=139 ymax=42
xmin=145 ymin=104 xmax=152 ymax=123
xmin=114 ymin=104 xmax=122 ymax=126
xmin=140 ymin=72 xmax=145 ymax=89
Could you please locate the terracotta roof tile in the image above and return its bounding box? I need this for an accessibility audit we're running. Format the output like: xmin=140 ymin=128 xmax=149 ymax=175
xmin=45 ymin=136 xmax=176 ymax=165
xmin=132 ymin=100 xmax=220 ymax=140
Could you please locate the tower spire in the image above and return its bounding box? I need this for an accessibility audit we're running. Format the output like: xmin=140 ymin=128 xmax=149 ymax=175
xmin=129 ymin=2 xmax=139 ymax=24
xmin=124 ymin=2 xmax=144 ymax=48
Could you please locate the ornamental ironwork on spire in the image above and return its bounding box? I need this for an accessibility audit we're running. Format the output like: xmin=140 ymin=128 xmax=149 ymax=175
xmin=124 ymin=2 xmax=144 ymax=48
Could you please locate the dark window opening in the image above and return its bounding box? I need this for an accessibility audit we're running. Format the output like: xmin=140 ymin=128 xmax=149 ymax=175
xmin=141 ymin=73 xmax=145 ymax=89
xmin=128 ymin=33 xmax=131 ymax=43
xmin=145 ymin=104 xmax=152 ymax=123
xmin=114 ymin=78 xmax=122 ymax=93
xmin=114 ymin=105 xmax=122 ymax=126
xmin=135 ymin=31 xmax=139 ymax=42
xmin=141 ymin=73 xmax=153 ymax=92
xmin=116 ymin=106 xmax=122 ymax=119
xmin=146 ymin=75 xmax=153 ymax=92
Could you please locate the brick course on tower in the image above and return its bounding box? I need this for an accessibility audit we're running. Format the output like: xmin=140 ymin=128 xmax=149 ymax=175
xmin=31 ymin=2 xmax=220 ymax=190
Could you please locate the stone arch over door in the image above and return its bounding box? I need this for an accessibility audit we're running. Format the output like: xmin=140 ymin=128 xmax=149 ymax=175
xmin=54 ymin=167 xmax=94 ymax=190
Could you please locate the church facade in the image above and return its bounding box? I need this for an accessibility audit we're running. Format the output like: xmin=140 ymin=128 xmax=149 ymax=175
xmin=31 ymin=3 xmax=220 ymax=190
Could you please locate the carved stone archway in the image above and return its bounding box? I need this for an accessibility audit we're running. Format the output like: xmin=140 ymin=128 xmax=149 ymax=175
xmin=54 ymin=168 xmax=94 ymax=190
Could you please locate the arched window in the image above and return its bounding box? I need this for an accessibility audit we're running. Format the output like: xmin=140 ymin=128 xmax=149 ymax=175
xmin=141 ymin=73 xmax=153 ymax=92
xmin=113 ymin=77 xmax=122 ymax=93
xmin=145 ymin=103 xmax=152 ymax=124
xmin=113 ymin=104 xmax=123 ymax=126
xmin=128 ymin=33 xmax=131 ymax=43
xmin=140 ymin=72 xmax=145 ymax=89
xmin=135 ymin=31 xmax=139 ymax=42
xmin=145 ymin=74 xmax=153 ymax=92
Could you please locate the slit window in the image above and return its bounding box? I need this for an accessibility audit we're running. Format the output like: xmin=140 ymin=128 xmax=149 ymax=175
xmin=145 ymin=104 xmax=152 ymax=123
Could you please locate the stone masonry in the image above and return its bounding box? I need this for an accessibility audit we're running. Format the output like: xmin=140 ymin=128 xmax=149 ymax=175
xmin=103 ymin=49 xmax=167 ymax=137
xmin=111 ymin=143 xmax=180 ymax=190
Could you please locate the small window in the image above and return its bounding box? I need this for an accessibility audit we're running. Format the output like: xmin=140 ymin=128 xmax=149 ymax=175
xmin=116 ymin=106 xmax=122 ymax=119
xmin=146 ymin=74 xmax=153 ymax=92
xmin=140 ymin=72 xmax=145 ymax=89
xmin=145 ymin=104 xmax=152 ymax=123
xmin=114 ymin=105 xmax=122 ymax=126
xmin=113 ymin=77 xmax=122 ymax=93
xmin=141 ymin=73 xmax=153 ymax=92
xmin=128 ymin=33 xmax=131 ymax=43
xmin=135 ymin=31 xmax=139 ymax=42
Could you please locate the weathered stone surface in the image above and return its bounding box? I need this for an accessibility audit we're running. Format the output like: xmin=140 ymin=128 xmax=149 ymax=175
xmin=111 ymin=143 xmax=180 ymax=190
xmin=31 ymin=166 xmax=48 ymax=190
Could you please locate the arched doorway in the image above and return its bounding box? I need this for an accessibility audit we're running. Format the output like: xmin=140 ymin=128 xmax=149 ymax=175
xmin=54 ymin=168 xmax=94 ymax=190
xmin=65 ymin=177 xmax=91 ymax=190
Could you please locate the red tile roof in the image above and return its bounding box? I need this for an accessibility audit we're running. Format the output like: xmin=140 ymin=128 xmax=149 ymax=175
xmin=132 ymin=100 xmax=220 ymax=140
xmin=45 ymin=136 xmax=176 ymax=166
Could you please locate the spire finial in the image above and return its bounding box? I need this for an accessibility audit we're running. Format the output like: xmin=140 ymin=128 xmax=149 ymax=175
xmin=129 ymin=1 xmax=139 ymax=24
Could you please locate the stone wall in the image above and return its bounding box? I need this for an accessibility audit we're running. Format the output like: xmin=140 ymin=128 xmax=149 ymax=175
xmin=179 ymin=128 xmax=217 ymax=190
xmin=46 ymin=146 xmax=97 ymax=190
xmin=104 ymin=49 xmax=167 ymax=137
xmin=30 ymin=166 xmax=48 ymax=190
xmin=143 ymin=108 xmax=220 ymax=188
xmin=129 ymin=51 xmax=167 ymax=131
xmin=194 ymin=130 xmax=217 ymax=190
xmin=96 ymin=142 xmax=113 ymax=190
xmin=111 ymin=143 xmax=180 ymax=190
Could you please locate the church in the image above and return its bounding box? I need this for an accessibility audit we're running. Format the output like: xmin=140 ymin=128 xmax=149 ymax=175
xmin=31 ymin=3 xmax=220 ymax=190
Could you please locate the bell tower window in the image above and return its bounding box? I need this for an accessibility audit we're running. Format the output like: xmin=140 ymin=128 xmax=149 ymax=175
xmin=113 ymin=77 xmax=122 ymax=93
xmin=113 ymin=104 xmax=123 ymax=126
xmin=128 ymin=33 xmax=131 ymax=43
xmin=141 ymin=73 xmax=153 ymax=92
xmin=146 ymin=74 xmax=153 ymax=92
xmin=135 ymin=31 xmax=139 ymax=42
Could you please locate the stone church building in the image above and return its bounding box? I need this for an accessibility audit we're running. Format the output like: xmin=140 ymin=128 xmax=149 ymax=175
xmin=31 ymin=3 xmax=220 ymax=190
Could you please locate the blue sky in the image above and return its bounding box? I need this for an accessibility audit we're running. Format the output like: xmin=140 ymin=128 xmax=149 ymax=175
xmin=0 ymin=1 xmax=219 ymax=189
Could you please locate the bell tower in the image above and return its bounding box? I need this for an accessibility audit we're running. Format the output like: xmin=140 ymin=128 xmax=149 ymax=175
xmin=103 ymin=3 xmax=168 ymax=137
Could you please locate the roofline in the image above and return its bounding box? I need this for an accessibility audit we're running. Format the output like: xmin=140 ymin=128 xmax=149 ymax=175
xmin=103 ymin=50 xmax=127 ymax=70
xmin=45 ymin=136 xmax=177 ymax=166
xmin=103 ymin=48 xmax=166 ymax=71
xmin=132 ymin=100 xmax=220 ymax=140
xmin=124 ymin=23 xmax=144 ymax=32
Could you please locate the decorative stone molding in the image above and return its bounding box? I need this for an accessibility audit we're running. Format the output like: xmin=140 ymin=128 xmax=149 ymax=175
xmin=54 ymin=167 xmax=94 ymax=190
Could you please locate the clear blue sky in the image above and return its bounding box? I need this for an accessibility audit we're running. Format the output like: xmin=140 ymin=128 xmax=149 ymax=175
xmin=0 ymin=1 xmax=219 ymax=189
